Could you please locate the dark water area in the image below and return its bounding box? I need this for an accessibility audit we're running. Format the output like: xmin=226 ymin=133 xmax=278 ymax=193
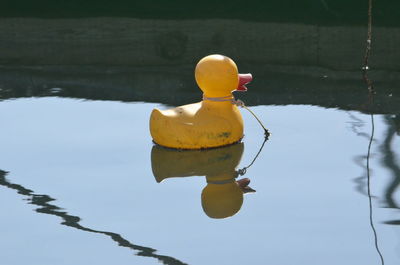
xmin=1 ymin=0 xmax=400 ymax=27
xmin=0 ymin=5 xmax=399 ymax=113
xmin=1 ymin=3 xmax=400 ymax=265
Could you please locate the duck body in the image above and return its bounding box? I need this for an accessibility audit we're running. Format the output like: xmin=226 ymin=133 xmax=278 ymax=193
xmin=149 ymin=54 xmax=252 ymax=149
xmin=150 ymin=99 xmax=243 ymax=149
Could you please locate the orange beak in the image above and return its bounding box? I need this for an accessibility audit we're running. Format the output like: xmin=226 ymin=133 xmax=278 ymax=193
xmin=236 ymin=73 xmax=252 ymax=92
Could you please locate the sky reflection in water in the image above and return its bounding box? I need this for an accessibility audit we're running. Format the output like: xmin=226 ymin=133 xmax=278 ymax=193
xmin=0 ymin=97 xmax=399 ymax=265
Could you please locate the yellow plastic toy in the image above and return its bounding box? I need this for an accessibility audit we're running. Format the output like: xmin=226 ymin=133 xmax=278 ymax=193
xmin=150 ymin=54 xmax=252 ymax=149
xmin=151 ymin=143 xmax=255 ymax=219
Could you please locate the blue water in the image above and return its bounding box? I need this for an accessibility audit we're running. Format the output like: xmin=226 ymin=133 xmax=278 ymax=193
xmin=1 ymin=97 xmax=399 ymax=265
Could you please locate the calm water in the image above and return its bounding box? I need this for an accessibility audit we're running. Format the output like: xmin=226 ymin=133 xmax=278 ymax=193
xmin=1 ymin=97 xmax=399 ymax=265
xmin=1 ymin=1 xmax=399 ymax=263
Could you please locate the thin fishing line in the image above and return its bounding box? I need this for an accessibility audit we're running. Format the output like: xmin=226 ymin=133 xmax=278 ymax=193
xmin=233 ymin=99 xmax=270 ymax=138
xmin=363 ymin=1 xmax=383 ymax=262
xmin=237 ymin=136 xmax=268 ymax=176
xmin=366 ymin=114 xmax=385 ymax=265
xmin=362 ymin=0 xmax=374 ymax=95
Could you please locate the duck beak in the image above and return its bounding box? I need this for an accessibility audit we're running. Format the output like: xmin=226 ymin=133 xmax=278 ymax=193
xmin=236 ymin=178 xmax=256 ymax=194
xmin=236 ymin=73 xmax=252 ymax=92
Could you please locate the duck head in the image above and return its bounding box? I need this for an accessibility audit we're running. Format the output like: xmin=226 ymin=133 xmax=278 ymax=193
xmin=195 ymin=54 xmax=252 ymax=97
xmin=201 ymin=180 xmax=243 ymax=219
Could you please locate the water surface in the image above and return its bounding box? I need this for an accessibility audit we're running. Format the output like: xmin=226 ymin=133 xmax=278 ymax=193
xmin=1 ymin=97 xmax=399 ymax=265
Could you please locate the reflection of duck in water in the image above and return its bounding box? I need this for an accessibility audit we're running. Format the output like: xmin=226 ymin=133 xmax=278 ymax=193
xmin=151 ymin=143 xmax=254 ymax=219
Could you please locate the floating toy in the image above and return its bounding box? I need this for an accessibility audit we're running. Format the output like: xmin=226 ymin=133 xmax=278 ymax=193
xmin=149 ymin=54 xmax=252 ymax=149
xmin=151 ymin=143 xmax=255 ymax=219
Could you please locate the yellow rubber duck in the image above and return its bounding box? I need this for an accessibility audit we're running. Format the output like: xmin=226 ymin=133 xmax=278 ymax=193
xmin=150 ymin=54 xmax=252 ymax=149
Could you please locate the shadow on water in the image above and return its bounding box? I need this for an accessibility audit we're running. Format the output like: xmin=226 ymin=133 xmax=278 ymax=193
xmin=381 ymin=115 xmax=400 ymax=225
xmin=0 ymin=169 xmax=188 ymax=265
xmin=349 ymin=111 xmax=375 ymax=197
xmin=381 ymin=115 xmax=400 ymax=209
